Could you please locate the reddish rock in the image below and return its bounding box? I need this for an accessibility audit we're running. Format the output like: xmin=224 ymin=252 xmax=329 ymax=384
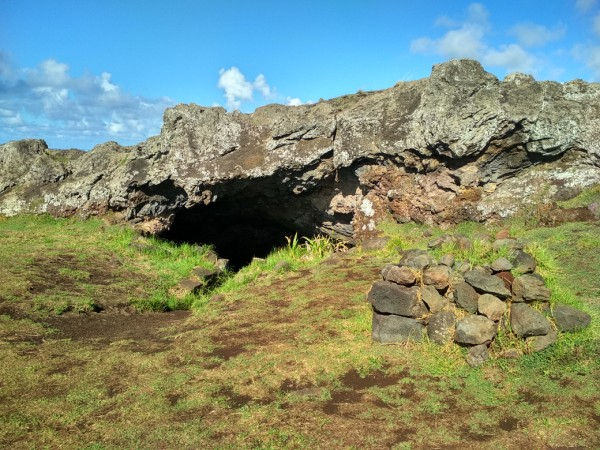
xmin=422 ymin=265 xmax=451 ymax=290
xmin=495 ymin=228 xmax=511 ymax=240
xmin=495 ymin=271 xmax=514 ymax=289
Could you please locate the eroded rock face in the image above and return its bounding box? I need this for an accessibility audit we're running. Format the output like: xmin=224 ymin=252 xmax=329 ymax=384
xmin=1 ymin=59 xmax=599 ymax=242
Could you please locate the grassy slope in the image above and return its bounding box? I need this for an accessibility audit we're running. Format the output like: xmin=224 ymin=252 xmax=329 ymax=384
xmin=0 ymin=215 xmax=599 ymax=449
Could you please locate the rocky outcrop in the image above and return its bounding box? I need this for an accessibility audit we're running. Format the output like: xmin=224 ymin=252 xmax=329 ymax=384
xmin=1 ymin=59 xmax=599 ymax=244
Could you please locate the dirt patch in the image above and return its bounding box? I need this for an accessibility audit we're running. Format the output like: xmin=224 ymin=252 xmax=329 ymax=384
xmin=460 ymin=426 xmax=495 ymax=442
xmin=166 ymin=392 xmax=183 ymax=406
xmin=206 ymin=344 xmax=247 ymax=362
xmin=28 ymin=254 xmax=117 ymax=293
xmin=279 ymin=378 xmax=315 ymax=393
xmin=0 ymin=303 xmax=30 ymax=320
xmin=322 ymin=389 xmax=364 ymax=415
xmin=499 ymin=416 xmax=520 ymax=431
xmin=44 ymin=310 xmax=191 ymax=347
xmin=214 ymin=387 xmax=254 ymax=408
xmin=321 ymin=368 xmax=408 ymax=415
xmin=341 ymin=368 xmax=405 ymax=390
xmin=519 ymin=388 xmax=545 ymax=405
xmin=46 ymin=358 xmax=86 ymax=376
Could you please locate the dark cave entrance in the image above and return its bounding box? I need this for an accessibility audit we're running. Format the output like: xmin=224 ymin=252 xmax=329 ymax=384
xmin=160 ymin=203 xmax=301 ymax=271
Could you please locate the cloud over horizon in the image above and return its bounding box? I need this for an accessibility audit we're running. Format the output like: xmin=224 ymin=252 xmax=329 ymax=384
xmin=217 ymin=67 xmax=275 ymax=111
xmin=410 ymin=3 xmax=565 ymax=76
xmin=0 ymin=52 xmax=174 ymax=149
xmin=217 ymin=66 xmax=310 ymax=110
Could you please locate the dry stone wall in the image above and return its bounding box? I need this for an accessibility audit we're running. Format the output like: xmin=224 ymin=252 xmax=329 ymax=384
xmin=367 ymin=234 xmax=592 ymax=366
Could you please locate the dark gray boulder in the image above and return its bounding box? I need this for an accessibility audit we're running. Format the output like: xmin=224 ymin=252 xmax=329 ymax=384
xmin=464 ymin=270 xmax=512 ymax=299
xmin=552 ymin=304 xmax=592 ymax=332
xmin=511 ymin=250 xmax=537 ymax=274
xmin=453 ymin=281 xmax=479 ymax=314
xmin=491 ymin=257 xmax=513 ymax=272
xmin=492 ymin=239 xmax=522 ymax=251
xmin=427 ymin=311 xmax=456 ymax=344
xmin=398 ymin=249 xmax=434 ymax=270
xmin=510 ymin=303 xmax=552 ymax=338
xmin=372 ymin=312 xmax=425 ymax=343
xmin=526 ymin=329 xmax=557 ymax=352
xmin=466 ymin=344 xmax=489 ymax=367
xmin=439 ymin=254 xmax=455 ymax=267
xmin=367 ymin=281 xmax=427 ymax=317
xmin=455 ymin=315 xmax=497 ymax=345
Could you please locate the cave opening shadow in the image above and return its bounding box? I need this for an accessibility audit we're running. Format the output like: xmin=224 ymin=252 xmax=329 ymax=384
xmin=161 ymin=209 xmax=301 ymax=271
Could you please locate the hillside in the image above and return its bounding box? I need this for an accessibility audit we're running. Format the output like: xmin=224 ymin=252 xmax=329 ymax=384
xmin=0 ymin=213 xmax=599 ymax=449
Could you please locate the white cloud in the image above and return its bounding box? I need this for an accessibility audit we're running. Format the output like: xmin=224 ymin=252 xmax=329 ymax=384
xmin=573 ymin=44 xmax=600 ymax=80
xmin=0 ymin=53 xmax=174 ymax=149
xmin=217 ymin=67 xmax=274 ymax=110
xmin=510 ymin=23 xmax=566 ymax=47
xmin=466 ymin=3 xmax=490 ymax=27
xmin=482 ymin=44 xmax=537 ymax=73
xmin=576 ymin=0 xmax=598 ymax=12
xmin=286 ymin=97 xmax=304 ymax=106
xmin=434 ymin=15 xmax=459 ymax=28
xmin=410 ymin=3 xmax=539 ymax=76
xmin=253 ymin=74 xmax=273 ymax=98
xmin=217 ymin=67 xmax=253 ymax=110
xmin=411 ymin=25 xmax=486 ymax=59
xmin=594 ymin=14 xmax=600 ymax=35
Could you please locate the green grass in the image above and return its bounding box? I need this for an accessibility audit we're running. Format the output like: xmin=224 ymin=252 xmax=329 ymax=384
xmin=0 ymin=215 xmax=216 ymax=314
xmin=0 ymin=215 xmax=599 ymax=448
xmin=557 ymin=184 xmax=600 ymax=209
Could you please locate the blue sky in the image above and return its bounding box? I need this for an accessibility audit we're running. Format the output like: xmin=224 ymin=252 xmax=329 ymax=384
xmin=1 ymin=0 xmax=600 ymax=149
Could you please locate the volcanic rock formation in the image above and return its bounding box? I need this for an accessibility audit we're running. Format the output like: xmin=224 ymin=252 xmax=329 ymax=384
xmin=1 ymin=59 xmax=599 ymax=251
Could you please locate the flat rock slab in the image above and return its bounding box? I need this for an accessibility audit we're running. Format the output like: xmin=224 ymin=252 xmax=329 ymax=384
xmin=399 ymin=249 xmax=434 ymax=270
xmin=174 ymin=278 xmax=204 ymax=295
xmin=367 ymin=281 xmax=427 ymax=318
xmin=382 ymin=265 xmax=416 ymax=286
xmin=455 ymin=315 xmax=497 ymax=345
xmin=510 ymin=303 xmax=552 ymax=338
xmin=512 ymin=274 xmax=551 ymax=302
xmin=427 ymin=311 xmax=456 ymax=344
xmin=491 ymin=257 xmax=513 ymax=272
xmin=372 ymin=312 xmax=425 ymax=343
xmin=464 ymin=270 xmax=512 ymax=299
xmin=478 ymin=294 xmax=507 ymax=321
xmin=552 ymin=304 xmax=592 ymax=332
xmin=191 ymin=266 xmax=219 ymax=279
xmin=421 ymin=285 xmax=447 ymax=313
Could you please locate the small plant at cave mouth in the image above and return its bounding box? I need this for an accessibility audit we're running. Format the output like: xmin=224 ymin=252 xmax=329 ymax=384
xmin=286 ymin=233 xmax=347 ymax=260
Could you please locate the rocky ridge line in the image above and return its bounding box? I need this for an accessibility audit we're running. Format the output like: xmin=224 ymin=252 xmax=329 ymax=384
xmin=1 ymin=59 xmax=599 ymax=241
